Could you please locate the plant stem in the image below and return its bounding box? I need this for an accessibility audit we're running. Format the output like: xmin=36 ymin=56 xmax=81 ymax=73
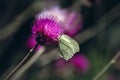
xmin=92 ymin=52 xmax=120 ymax=80
xmin=11 ymin=46 xmax=45 ymax=80
xmin=4 ymin=44 xmax=38 ymax=80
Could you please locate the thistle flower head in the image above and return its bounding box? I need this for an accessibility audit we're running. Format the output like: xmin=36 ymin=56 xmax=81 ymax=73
xmin=32 ymin=6 xmax=82 ymax=44
xmin=45 ymin=6 xmax=66 ymax=22
xmin=64 ymin=11 xmax=83 ymax=36
xmin=32 ymin=8 xmax=64 ymax=45
xmin=26 ymin=35 xmax=42 ymax=51
xmin=54 ymin=58 xmax=66 ymax=69
xmin=32 ymin=6 xmax=80 ymax=60
xmin=54 ymin=54 xmax=89 ymax=73
xmin=69 ymin=54 xmax=90 ymax=73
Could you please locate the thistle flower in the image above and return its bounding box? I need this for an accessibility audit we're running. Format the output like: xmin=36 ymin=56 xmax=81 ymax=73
xmin=32 ymin=15 xmax=63 ymax=44
xmin=46 ymin=7 xmax=83 ymax=37
xmin=69 ymin=54 xmax=90 ymax=73
xmin=54 ymin=54 xmax=90 ymax=73
xmin=32 ymin=7 xmax=79 ymax=60
xmin=64 ymin=11 xmax=83 ymax=36
xmin=26 ymin=35 xmax=42 ymax=52
xmin=54 ymin=58 xmax=66 ymax=69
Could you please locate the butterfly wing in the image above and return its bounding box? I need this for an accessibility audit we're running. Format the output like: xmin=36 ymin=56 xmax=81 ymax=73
xmin=58 ymin=35 xmax=80 ymax=60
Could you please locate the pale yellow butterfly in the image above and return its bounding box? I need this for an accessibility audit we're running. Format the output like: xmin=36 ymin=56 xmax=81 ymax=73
xmin=58 ymin=34 xmax=80 ymax=60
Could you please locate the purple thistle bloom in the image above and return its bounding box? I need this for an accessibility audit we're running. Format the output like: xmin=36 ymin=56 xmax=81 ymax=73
xmin=54 ymin=54 xmax=89 ymax=73
xmin=46 ymin=7 xmax=83 ymax=37
xmin=26 ymin=35 xmax=42 ymax=51
xmin=32 ymin=9 xmax=63 ymax=44
xmin=54 ymin=58 xmax=66 ymax=69
xmin=69 ymin=54 xmax=90 ymax=73
xmin=64 ymin=11 xmax=83 ymax=36
xmin=47 ymin=7 xmax=83 ymax=37
xmin=32 ymin=6 xmax=83 ymax=45
xmin=26 ymin=35 xmax=37 ymax=49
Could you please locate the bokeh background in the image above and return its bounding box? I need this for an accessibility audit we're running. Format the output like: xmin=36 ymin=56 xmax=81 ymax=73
xmin=0 ymin=0 xmax=120 ymax=80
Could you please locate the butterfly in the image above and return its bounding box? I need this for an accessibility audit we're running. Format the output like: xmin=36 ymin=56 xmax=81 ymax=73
xmin=58 ymin=35 xmax=80 ymax=60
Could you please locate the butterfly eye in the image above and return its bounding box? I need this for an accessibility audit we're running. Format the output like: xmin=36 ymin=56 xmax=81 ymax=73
xmin=58 ymin=34 xmax=80 ymax=60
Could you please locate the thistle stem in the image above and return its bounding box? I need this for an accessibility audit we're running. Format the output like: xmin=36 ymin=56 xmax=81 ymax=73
xmin=12 ymin=46 xmax=45 ymax=80
xmin=4 ymin=44 xmax=38 ymax=80
xmin=92 ymin=52 xmax=120 ymax=80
